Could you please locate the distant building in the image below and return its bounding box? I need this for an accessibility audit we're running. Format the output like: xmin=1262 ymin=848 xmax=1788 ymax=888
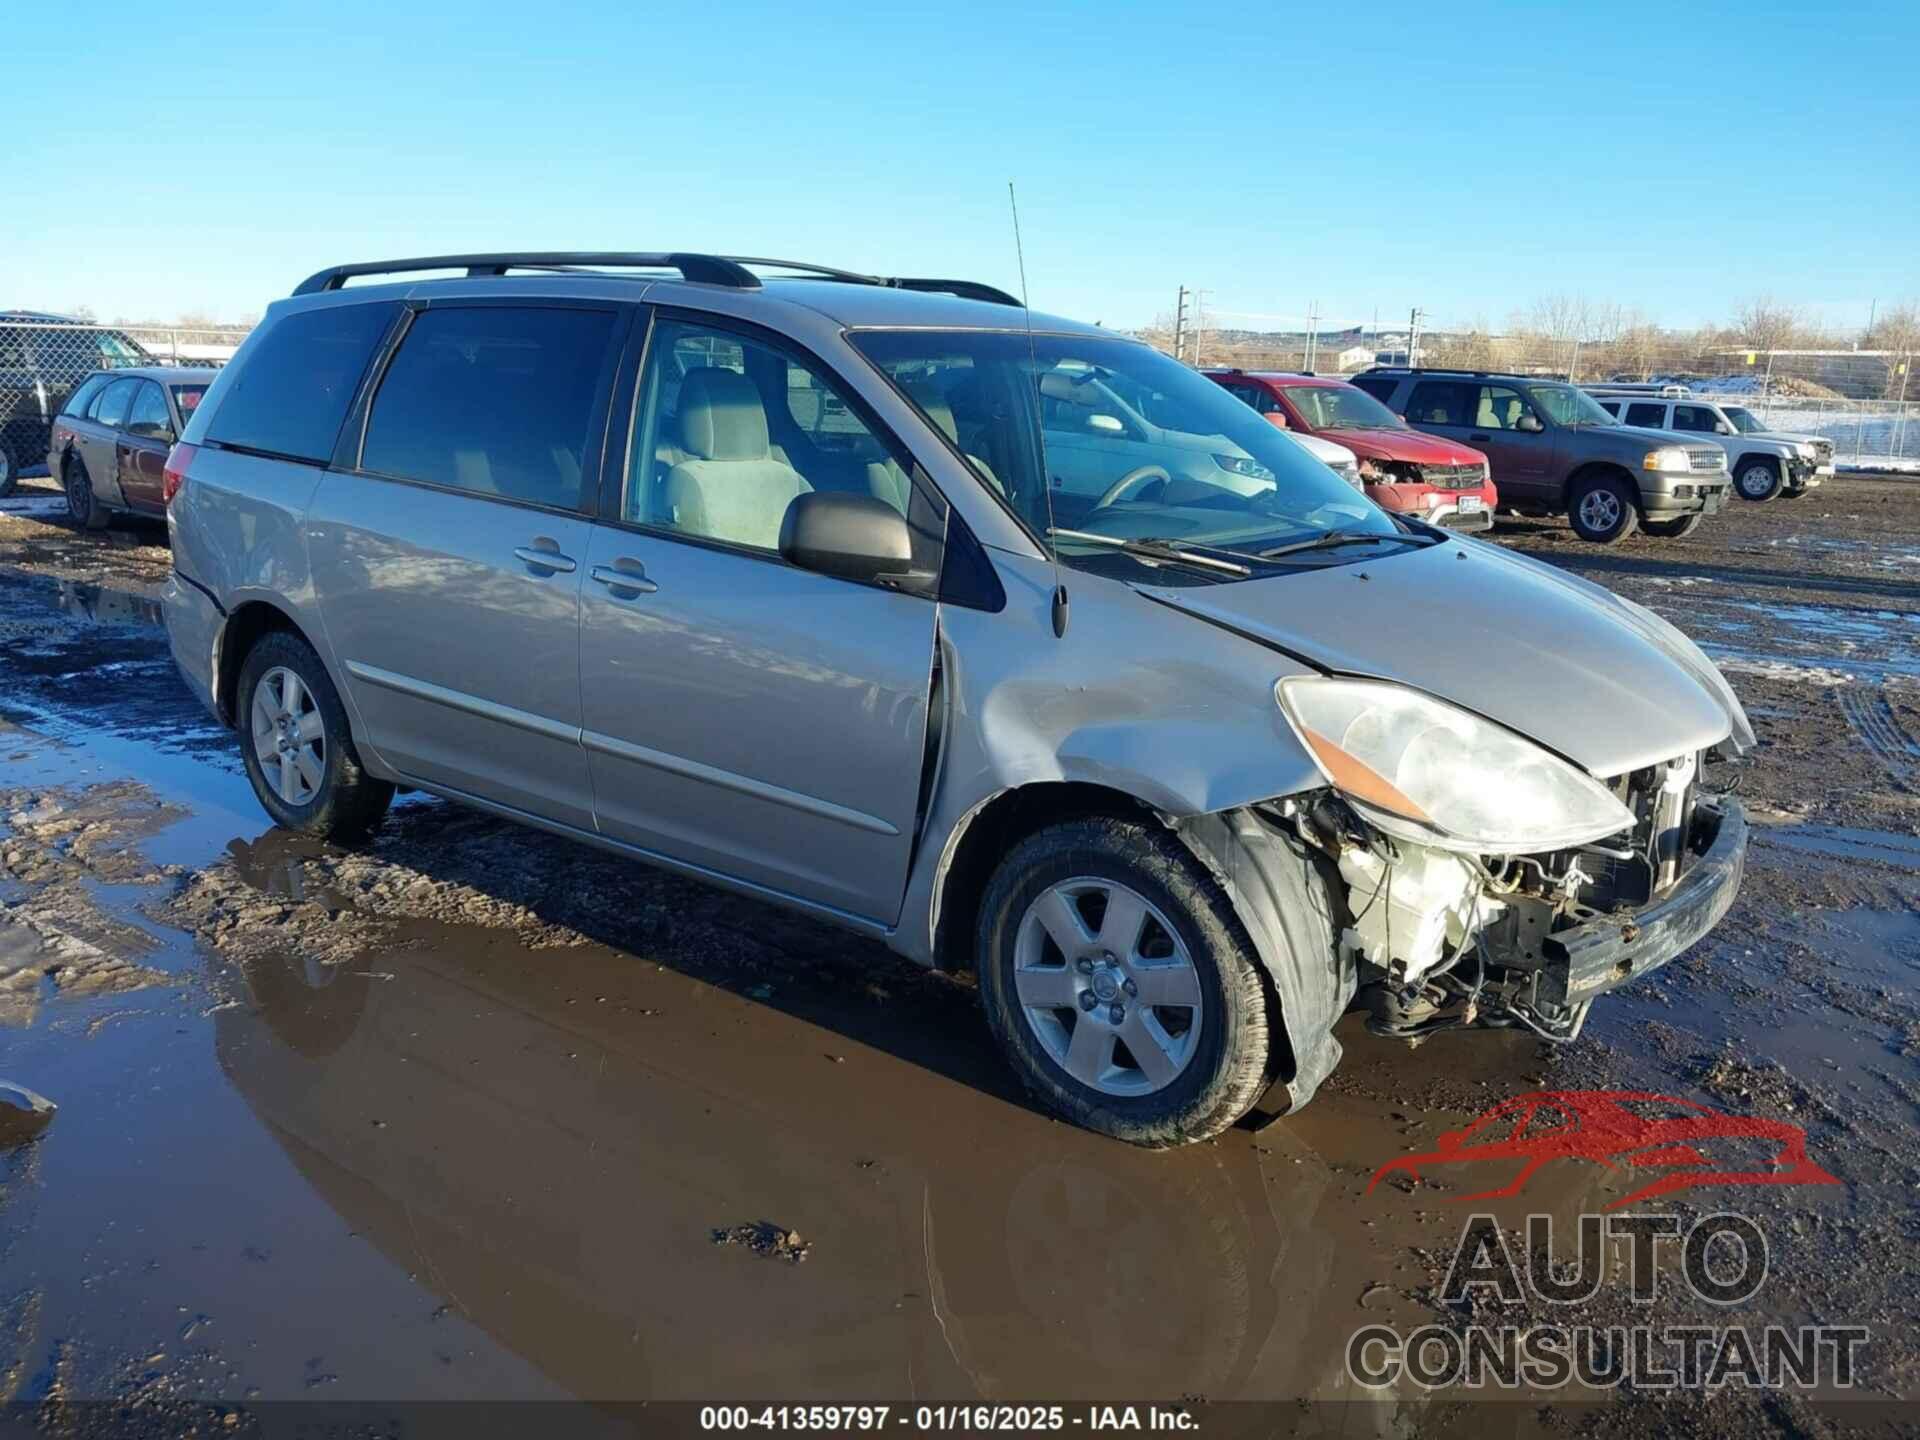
xmin=1334 ymin=345 xmax=1376 ymax=372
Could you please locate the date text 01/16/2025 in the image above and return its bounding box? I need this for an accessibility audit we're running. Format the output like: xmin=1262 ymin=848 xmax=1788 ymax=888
xmin=699 ymin=1406 xmax=1199 ymax=1431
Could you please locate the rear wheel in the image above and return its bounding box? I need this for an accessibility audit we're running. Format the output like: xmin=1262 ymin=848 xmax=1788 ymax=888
xmin=976 ymin=817 xmax=1273 ymax=1148
xmin=1734 ymin=458 xmax=1783 ymax=502
xmin=0 ymin=442 xmax=16 ymax=499
xmin=237 ymin=630 xmax=393 ymax=842
xmin=63 ymin=456 xmax=109 ymax=530
xmin=1642 ymin=512 xmax=1705 ymax=539
xmin=1567 ymin=473 xmax=1639 ymax=545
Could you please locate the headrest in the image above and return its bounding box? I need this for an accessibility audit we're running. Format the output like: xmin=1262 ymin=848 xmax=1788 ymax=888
xmin=679 ymin=368 xmax=770 ymax=461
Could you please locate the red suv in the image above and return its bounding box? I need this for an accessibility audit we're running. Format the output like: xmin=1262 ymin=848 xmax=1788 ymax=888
xmin=1207 ymin=370 xmax=1496 ymax=531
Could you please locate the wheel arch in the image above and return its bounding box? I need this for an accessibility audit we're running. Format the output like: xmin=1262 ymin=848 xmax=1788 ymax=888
xmin=1564 ymin=460 xmax=1640 ymax=510
xmin=216 ymin=599 xmax=318 ymax=727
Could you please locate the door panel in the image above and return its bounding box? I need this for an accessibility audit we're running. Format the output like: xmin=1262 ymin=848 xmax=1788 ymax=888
xmin=578 ymin=527 xmax=934 ymax=924
xmin=1464 ymin=384 xmax=1560 ymax=504
xmin=307 ymin=473 xmax=596 ymax=828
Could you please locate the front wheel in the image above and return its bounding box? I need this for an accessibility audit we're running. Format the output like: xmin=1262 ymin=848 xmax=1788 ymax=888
xmin=976 ymin=817 xmax=1273 ymax=1148
xmin=237 ymin=630 xmax=394 ymax=842
xmin=0 ymin=442 xmax=17 ymax=499
xmin=1642 ymin=512 xmax=1705 ymax=539
xmin=1567 ymin=473 xmax=1640 ymax=545
xmin=1734 ymin=458 xmax=1783 ymax=502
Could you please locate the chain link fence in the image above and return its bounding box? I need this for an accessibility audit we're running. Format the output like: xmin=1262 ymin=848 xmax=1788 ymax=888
xmin=0 ymin=319 xmax=250 ymax=483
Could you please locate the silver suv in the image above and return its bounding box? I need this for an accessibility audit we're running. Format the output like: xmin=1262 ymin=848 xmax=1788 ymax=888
xmin=1585 ymin=385 xmax=1832 ymax=502
xmin=163 ymin=253 xmax=1753 ymax=1147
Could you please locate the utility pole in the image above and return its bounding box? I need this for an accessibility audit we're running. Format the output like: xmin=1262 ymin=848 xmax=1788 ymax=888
xmin=1192 ymin=289 xmax=1211 ymax=367
xmin=1304 ymin=301 xmax=1320 ymax=372
xmin=1408 ymin=307 xmax=1425 ymax=366
xmin=1172 ymin=286 xmax=1190 ymax=363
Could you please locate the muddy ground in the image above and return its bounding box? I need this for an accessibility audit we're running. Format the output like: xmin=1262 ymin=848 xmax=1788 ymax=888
xmin=0 ymin=478 xmax=1915 ymax=1435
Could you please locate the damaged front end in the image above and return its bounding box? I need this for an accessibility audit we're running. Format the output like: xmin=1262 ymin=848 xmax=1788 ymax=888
xmin=1268 ymin=674 xmax=1749 ymax=1046
xmin=1270 ymin=748 xmax=1746 ymax=1044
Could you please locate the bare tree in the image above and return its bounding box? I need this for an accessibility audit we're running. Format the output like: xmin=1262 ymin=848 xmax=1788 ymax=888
xmin=1730 ymin=297 xmax=1805 ymax=353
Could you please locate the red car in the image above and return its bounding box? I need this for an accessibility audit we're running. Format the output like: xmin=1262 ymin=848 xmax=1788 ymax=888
xmin=1206 ymin=369 xmax=1496 ymax=531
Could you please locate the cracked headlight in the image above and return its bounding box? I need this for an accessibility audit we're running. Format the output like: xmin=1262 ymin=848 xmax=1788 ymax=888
xmin=1276 ymin=676 xmax=1635 ymax=854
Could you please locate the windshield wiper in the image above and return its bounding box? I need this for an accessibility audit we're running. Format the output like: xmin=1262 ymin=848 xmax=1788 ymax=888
xmin=1048 ymin=529 xmax=1253 ymax=576
xmin=1258 ymin=526 xmax=1436 ymax=560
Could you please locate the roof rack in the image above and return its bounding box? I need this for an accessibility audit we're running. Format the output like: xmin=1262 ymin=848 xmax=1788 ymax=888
xmin=291 ymin=252 xmax=1025 ymax=307
xmin=291 ymin=252 xmax=761 ymax=296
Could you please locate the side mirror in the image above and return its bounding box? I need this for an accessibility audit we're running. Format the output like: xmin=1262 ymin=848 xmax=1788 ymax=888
xmin=779 ymin=491 xmax=913 ymax=584
xmin=1715 ymin=422 xmax=1734 ymax=435
xmin=1516 ymin=414 xmax=1544 ymax=433
xmin=1263 ymin=412 xmax=1290 ymax=431
xmin=1087 ymin=413 xmax=1125 ymax=434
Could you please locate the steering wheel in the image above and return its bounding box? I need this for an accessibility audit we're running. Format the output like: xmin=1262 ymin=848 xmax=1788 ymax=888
xmin=1091 ymin=464 xmax=1173 ymax=512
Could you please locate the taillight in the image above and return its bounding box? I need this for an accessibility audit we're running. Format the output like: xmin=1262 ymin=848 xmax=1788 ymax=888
xmin=162 ymin=442 xmax=197 ymax=506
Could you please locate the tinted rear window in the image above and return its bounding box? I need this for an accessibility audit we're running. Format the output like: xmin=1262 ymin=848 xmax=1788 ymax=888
xmin=62 ymin=372 xmax=112 ymax=416
xmin=206 ymin=302 xmax=397 ymax=462
xmin=360 ymin=305 xmax=616 ymax=510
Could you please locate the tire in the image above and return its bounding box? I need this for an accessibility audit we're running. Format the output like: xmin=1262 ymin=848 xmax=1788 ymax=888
xmin=0 ymin=442 xmax=16 ymax=499
xmin=1733 ymin=457 xmax=1783 ymax=502
xmin=976 ymin=816 xmax=1273 ymax=1148
xmin=1641 ymin=512 xmax=1705 ymax=539
xmin=237 ymin=630 xmax=394 ymax=842
xmin=1566 ymin=472 xmax=1640 ymax=545
xmin=63 ymin=455 xmax=109 ymax=530
xmin=1783 ymin=485 xmax=1811 ymax=500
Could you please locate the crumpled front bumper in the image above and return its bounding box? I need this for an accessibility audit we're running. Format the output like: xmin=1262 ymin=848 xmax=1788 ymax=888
xmin=1537 ymin=798 xmax=1748 ymax=1007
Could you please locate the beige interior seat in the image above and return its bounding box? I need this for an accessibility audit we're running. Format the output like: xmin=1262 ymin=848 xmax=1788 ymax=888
xmin=883 ymin=381 xmax=1001 ymax=500
xmin=661 ymin=368 xmax=812 ymax=550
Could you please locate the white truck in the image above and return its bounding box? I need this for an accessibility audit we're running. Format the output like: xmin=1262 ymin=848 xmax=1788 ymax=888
xmin=1586 ymin=384 xmax=1833 ymax=502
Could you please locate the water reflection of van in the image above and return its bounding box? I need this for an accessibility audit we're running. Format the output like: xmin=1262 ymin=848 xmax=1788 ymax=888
xmin=213 ymin=885 xmax=1348 ymax=1403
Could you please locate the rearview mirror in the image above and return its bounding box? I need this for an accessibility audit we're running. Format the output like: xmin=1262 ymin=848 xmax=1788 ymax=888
xmin=779 ymin=491 xmax=913 ymax=584
xmin=1087 ymin=413 xmax=1125 ymax=434
xmin=1516 ymin=414 xmax=1544 ymax=433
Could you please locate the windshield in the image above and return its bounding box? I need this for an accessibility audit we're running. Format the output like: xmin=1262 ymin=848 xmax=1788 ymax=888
xmin=849 ymin=330 xmax=1388 ymax=579
xmin=1530 ymin=382 xmax=1616 ymax=427
xmin=1722 ymin=406 xmax=1764 ymax=433
xmin=1285 ymin=384 xmax=1406 ymax=431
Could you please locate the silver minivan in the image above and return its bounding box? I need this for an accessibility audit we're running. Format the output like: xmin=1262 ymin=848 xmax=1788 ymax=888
xmin=163 ymin=253 xmax=1752 ymax=1147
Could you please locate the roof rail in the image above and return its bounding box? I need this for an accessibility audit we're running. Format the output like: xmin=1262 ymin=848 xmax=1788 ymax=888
xmin=723 ymin=258 xmax=1022 ymax=308
xmin=291 ymin=252 xmax=1026 ymax=308
xmin=290 ymin=252 xmax=762 ymax=296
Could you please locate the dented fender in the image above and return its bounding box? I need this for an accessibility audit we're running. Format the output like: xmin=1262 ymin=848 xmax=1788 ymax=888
xmin=894 ymin=548 xmax=1323 ymax=967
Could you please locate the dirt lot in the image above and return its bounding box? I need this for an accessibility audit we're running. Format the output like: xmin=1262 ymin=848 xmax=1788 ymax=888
xmin=0 ymin=478 xmax=1915 ymax=1435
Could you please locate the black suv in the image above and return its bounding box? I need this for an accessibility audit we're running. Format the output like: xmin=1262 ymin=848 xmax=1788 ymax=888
xmin=1350 ymin=367 xmax=1730 ymax=544
xmin=0 ymin=312 xmax=151 ymax=496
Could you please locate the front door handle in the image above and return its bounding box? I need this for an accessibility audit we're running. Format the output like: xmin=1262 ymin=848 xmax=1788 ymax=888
xmin=513 ymin=540 xmax=577 ymax=575
xmin=590 ymin=560 xmax=658 ymax=596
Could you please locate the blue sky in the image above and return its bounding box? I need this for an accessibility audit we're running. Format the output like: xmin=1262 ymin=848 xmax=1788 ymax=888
xmin=9 ymin=0 xmax=1917 ymax=332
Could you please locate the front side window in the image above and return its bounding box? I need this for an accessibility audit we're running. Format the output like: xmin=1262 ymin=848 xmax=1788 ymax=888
xmin=1529 ymin=382 xmax=1616 ymax=427
xmin=1596 ymin=399 xmax=1623 ymax=417
xmin=1405 ymin=380 xmax=1475 ymax=426
xmin=1723 ymin=406 xmax=1763 ymax=433
xmin=625 ymin=318 xmax=918 ymax=553
xmin=126 ymin=382 xmax=174 ymax=441
xmin=1625 ymin=401 xmax=1667 ymax=428
xmin=850 ymin=329 xmax=1385 ymax=579
xmin=1288 ymin=384 xmax=1407 ymax=431
xmin=362 ymin=305 xmax=616 ymax=509
xmin=1473 ymin=384 xmax=1540 ymax=431
xmin=93 ymin=377 xmax=140 ymax=429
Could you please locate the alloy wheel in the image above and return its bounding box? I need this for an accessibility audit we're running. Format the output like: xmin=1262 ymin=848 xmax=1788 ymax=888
xmin=1737 ymin=463 xmax=1776 ymax=499
xmin=1012 ymin=877 xmax=1204 ymax=1097
xmin=1578 ymin=489 xmax=1622 ymax=533
xmin=250 ymin=666 xmax=326 ymax=806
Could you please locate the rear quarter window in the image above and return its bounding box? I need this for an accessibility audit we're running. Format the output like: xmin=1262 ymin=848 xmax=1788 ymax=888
xmin=205 ymin=302 xmax=399 ymax=462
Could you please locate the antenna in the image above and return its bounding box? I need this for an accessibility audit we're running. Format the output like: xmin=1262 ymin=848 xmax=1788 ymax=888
xmin=1009 ymin=181 xmax=1068 ymax=639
